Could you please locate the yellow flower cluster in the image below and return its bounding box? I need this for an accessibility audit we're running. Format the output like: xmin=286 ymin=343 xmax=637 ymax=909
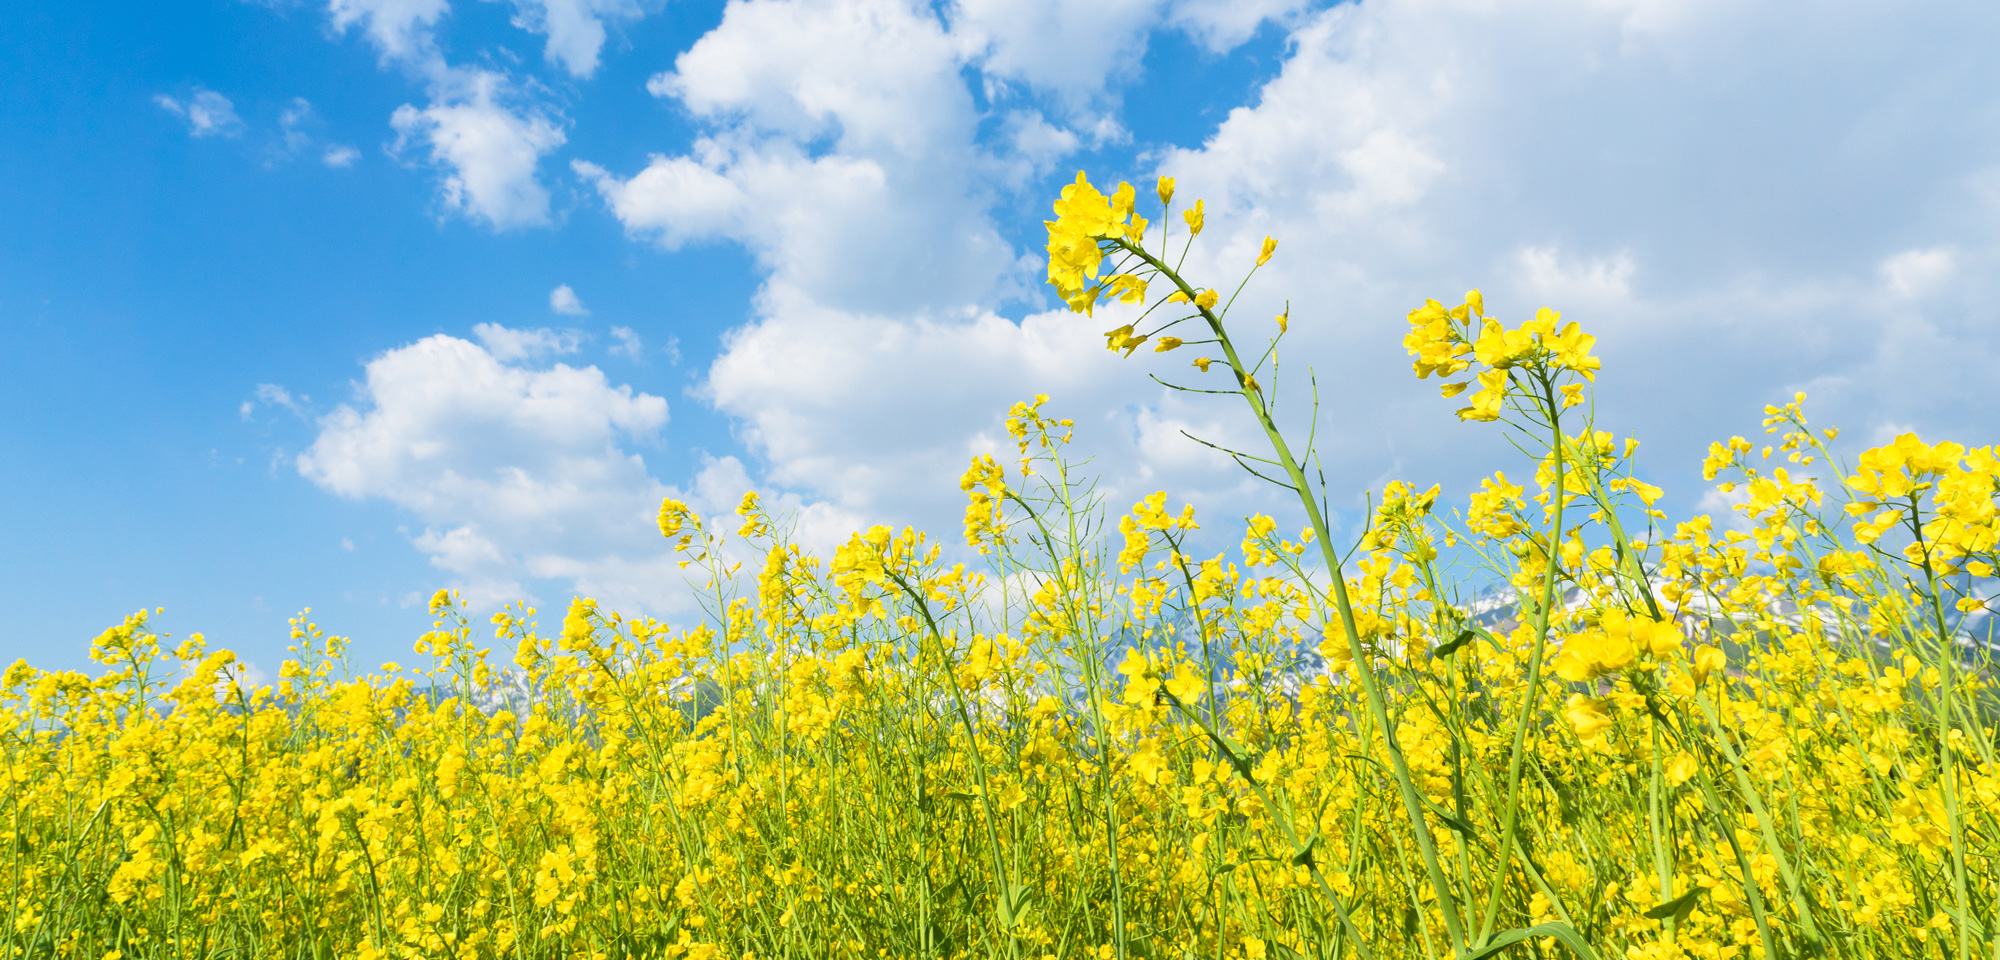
xmin=1847 ymin=433 xmax=1999 ymax=569
xmin=1044 ymin=172 xmax=1148 ymax=315
xmin=1406 ymin=292 xmax=1602 ymax=421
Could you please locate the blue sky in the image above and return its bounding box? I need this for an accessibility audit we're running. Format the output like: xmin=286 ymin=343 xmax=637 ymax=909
xmin=4 ymin=0 xmax=1997 ymax=677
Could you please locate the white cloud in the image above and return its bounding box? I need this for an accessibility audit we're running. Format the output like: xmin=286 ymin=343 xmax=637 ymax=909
xmin=949 ymin=0 xmax=1161 ymax=105
xmin=275 ymin=97 xmax=362 ymax=168
xmin=588 ymin=0 xmax=1019 ymax=316
xmin=1880 ymin=247 xmax=1957 ymax=299
xmin=1516 ymin=246 xmax=1637 ymax=305
xmin=297 ymin=332 xmax=697 ymax=611
xmin=390 ymin=70 xmax=567 ymax=229
xmin=573 ymin=154 xmax=746 ymax=249
xmin=1167 ymin=0 xmax=1308 ymax=52
xmin=241 ymin=383 xmax=307 ymax=420
xmin=609 ymin=326 xmax=642 ymax=358
xmin=496 ymin=0 xmax=649 ymax=78
xmin=313 ymin=1 xmax=569 ymax=229
xmin=327 ymin=0 xmax=450 ymax=67
xmin=948 ymin=0 xmax=1297 ymax=106
xmin=279 ymin=97 xmax=316 ymax=154
xmin=472 ymin=322 xmax=581 ymax=361
xmin=155 ymin=89 xmax=245 ymax=138
xmin=574 ymin=0 xmax=1306 ymax=319
xmin=549 ymin=283 xmax=589 ymax=315
xmin=996 ymin=110 xmax=1081 ymax=184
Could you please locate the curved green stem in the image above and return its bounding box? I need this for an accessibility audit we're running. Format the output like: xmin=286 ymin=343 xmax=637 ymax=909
xmin=1116 ymin=237 xmax=1468 ymax=954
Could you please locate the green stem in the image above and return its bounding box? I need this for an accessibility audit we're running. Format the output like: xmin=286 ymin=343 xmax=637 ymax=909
xmin=1909 ymin=497 xmax=1978 ymax=960
xmin=1477 ymin=374 xmax=1567 ymax=946
xmin=1118 ymin=237 xmax=1467 ymax=954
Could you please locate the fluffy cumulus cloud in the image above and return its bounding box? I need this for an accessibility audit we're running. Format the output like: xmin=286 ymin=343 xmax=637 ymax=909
xmin=391 ymin=70 xmax=567 ymax=229
xmin=296 ymin=330 xmax=693 ymax=609
xmin=155 ymin=88 xmax=245 ymax=138
xmin=319 ymin=0 xmax=644 ymax=229
xmin=561 ymin=0 xmax=2000 ymax=555
xmin=579 ymin=0 xmax=1018 ymax=317
xmin=567 ymin=0 xmax=1310 ymax=536
xmin=294 ymin=326 xmax=874 ymax=611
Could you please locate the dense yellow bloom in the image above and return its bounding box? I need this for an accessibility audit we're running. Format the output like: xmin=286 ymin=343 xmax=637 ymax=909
xmin=959 ymin=452 xmax=1008 ymax=549
xmin=1847 ymin=433 xmax=1998 ymax=563
xmin=1403 ymin=296 xmax=1474 ymax=380
xmin=1408 ymin=294 xmax=1601 ymax=423
xmin=1045 ymin=171 xmax=1148 ymax=312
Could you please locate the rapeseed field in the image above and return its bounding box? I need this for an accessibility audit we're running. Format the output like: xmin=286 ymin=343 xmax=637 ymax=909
xmin=5 ymin=173 xmax=1997 ymax=960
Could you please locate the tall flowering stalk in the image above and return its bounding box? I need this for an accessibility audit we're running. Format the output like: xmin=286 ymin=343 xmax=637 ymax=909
xmin=1043 ymin=171 xmax=1607 ymax=958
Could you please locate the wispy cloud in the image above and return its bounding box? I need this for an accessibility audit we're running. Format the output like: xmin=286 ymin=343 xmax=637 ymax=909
xmin=608 ymin=326 xmax=641 ymax=359
xmin=156 ymin=88 xmax=245 ymax=138
xmin=471 ymin=322 xmax=582 ymax=362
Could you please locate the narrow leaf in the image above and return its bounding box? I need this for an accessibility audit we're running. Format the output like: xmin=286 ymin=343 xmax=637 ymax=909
xmin=1432 ymin=628 xmax=1478 ymax=659
xmin=1289 ymin=829 xmax=1320 ymax=867
xmin=1643 ymin=887 xmax=1703 ymax=922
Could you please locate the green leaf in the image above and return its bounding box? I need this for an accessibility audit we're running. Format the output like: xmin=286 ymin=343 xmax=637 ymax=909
xmin=1214 ymin=734 xmax=1258 ymax=780
xmin=1936 ymin=903 xmax=1989 ymax=939
xmin=1642 ymin=887 xmax=1703 ymax=923
xmin=1461 ymin=922 xmax=1600 ymax=960
xmin=1422 ymin=797 xmax=1479 ymax=841
xmin=1432 ymin=628 xmax=1478 ymax=659
xmin=996 ymin=883 xmax=1033 ymax=928
xmin=1289 ymin=829 xmax=1320 ymax=868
